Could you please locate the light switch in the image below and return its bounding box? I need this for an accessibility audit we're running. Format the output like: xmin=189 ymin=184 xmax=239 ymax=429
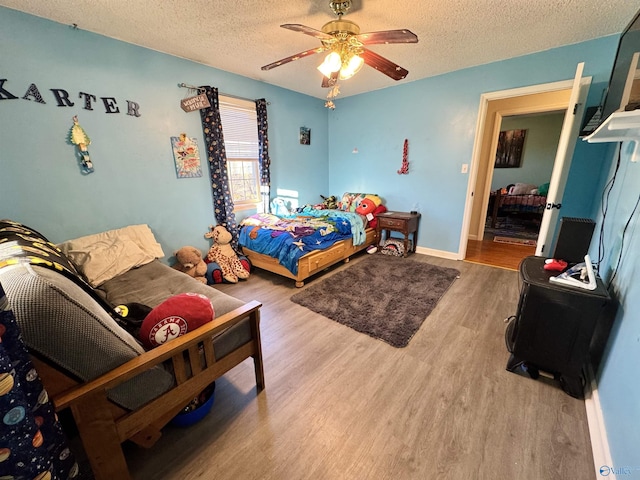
xmin=461 ymin=164 xmax=468 ymax=173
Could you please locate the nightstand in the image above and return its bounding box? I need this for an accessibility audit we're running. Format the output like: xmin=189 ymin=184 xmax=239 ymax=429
xmin=375 ymin=211 xmax=421 ymax=257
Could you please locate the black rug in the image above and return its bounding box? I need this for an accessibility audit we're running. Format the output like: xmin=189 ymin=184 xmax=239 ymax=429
xmin=290 ymin=255 xmax=460 ymax=348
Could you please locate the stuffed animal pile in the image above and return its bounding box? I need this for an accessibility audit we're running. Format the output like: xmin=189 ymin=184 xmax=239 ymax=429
xmin=172 ymin=246 xmax=208 ymax=284
xmin=320 ymin=194 xmax=338 ymax=209
xmin=204 ymin=225 xmax=250 ymax=283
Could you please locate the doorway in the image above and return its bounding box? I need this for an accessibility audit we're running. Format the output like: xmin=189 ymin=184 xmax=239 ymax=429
xmin=465 ymin=87 xmax=573 ymax=269
xmin=459 ymin=65 xmax=591 ymax=269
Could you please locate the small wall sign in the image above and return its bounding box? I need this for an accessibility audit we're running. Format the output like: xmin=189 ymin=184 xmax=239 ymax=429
xmin=180 ymin=94 xmax=211 ymax=112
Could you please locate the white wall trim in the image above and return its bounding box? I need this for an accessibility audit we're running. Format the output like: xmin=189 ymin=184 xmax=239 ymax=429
xmin=585 ymin=366 xmax=616 ymax=480
xmin=458 ymin=78 xmax=578 ymax=260
xmin=415 ymin=246 xmax=460 ymax=260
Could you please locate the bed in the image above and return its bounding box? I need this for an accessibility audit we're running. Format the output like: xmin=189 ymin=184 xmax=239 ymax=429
xmin=488 ymin=183 xmax=548 ymax=228
xmin=239 ymin=194 xmax=380 ymax=287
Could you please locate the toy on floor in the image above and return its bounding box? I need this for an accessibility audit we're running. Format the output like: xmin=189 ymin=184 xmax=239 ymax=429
xmin=204 ymin=225 xmax=250 ymax=283
xmin=172 ymin=246 xmax=208 ymax=284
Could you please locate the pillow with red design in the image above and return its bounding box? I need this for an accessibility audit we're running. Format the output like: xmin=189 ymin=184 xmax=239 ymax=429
xmin=139 ymin=293 xmax=214 ymax=349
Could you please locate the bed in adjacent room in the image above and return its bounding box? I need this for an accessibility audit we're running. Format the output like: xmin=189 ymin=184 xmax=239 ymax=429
xmin=487 ymin=182 xmax=548 ymax=228
xmin=239 ymin=193 xmax=382 ymax=287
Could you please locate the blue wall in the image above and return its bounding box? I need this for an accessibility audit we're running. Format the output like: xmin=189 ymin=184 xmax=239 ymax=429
xmin=592 ymin=140 xmax=640 ymax=471
xmin=328 ymin=37 xmax=619 ymax=253
xmin=0 ymin=7 xmax=329 ymax=258
xmin=1 ymin=6 xmax=639 ymax=471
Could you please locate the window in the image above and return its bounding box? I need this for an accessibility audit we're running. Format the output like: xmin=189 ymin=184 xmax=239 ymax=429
xmin=219 ymin=96 xmax=260 ymax=209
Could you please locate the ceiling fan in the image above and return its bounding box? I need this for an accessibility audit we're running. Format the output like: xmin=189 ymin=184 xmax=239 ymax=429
xmin=261 ymin=0 xmax=418 ymax=89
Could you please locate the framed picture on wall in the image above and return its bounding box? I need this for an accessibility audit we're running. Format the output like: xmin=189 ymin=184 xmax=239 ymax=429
xmin=300 ymin=127 xmax=311 ymax=145
xmin=495 ymin=129 xmax=527 ymax=168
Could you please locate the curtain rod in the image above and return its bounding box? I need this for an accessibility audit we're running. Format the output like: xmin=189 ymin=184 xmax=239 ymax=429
xmin=178 ymin=83 xmax=270 ymax=105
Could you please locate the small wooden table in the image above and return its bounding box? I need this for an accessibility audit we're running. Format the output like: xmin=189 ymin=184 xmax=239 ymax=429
xmin=375 ymin=211 xmax=421 ymax=257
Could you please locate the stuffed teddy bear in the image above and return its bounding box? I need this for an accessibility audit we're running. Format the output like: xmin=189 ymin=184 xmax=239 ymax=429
xmin=172 ymin=246 xmax=208 ymax=284
xmin=204 ymin=225 xmax=250 ymax=283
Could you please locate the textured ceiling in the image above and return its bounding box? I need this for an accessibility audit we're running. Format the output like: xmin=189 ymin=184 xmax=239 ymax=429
xmin=1 ymin=0 xmax=637 ymax=99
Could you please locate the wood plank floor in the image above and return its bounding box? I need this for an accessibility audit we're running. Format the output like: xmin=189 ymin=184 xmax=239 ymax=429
xmin=465 ymin=238 xmax=535 ymax=271
xmin=125 ymin=253 xmax=594 ymax=480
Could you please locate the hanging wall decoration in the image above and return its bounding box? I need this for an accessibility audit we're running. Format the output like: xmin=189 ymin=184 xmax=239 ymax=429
xmin=178 ymin=83 xmax=211 ymax=112
xmin=69 ymin=115 xmax=94 ymax=174
xmin=171 ymin=133 xmax=202 ymax=178
xmin=397 ymin=139 xmax=409 ymax=174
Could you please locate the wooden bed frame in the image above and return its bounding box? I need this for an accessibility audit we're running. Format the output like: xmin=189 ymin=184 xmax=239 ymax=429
xmin=242 ymin=227 xmax=377 ymax=287
xmin=488 ymin=189 xmax=547 ymax=228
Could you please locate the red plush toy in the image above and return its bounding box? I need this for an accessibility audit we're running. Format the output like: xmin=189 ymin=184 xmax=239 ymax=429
xmin=138 ymin=293 xmax=215 ymax=349
xmin=355 ymin=198 xmax=377 ymax=216
xmin=369 ymin=204 xmax=387 ymax=228
xmin=354 ymin=195 xmax=387 ymax=228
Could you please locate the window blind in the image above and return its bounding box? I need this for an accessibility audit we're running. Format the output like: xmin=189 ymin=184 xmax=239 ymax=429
xmin=219 ymin=96 xmax=258 ymax=158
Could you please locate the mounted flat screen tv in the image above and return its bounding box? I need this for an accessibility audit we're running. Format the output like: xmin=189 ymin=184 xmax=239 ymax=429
xmin=599 ymin=9 xmax=640 ymax=122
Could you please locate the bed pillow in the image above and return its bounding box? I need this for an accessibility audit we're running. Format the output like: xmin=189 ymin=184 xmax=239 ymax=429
xmin=508 ymin=183 xmax=538 ymax=195
xmin=58 ymin=224 xmax=164 ymax=287
xmin=64 ymin=236 xmax=155 ymax=287
xmin=538 ymin=182 xmax=550 ymax=196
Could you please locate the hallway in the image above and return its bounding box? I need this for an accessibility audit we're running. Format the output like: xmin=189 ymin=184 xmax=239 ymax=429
xmin=465 ymin=238 xmax=535 ymax=270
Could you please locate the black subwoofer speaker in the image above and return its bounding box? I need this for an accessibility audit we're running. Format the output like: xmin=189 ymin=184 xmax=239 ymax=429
xmin=552 ymin=217 xmax=596 ymax=264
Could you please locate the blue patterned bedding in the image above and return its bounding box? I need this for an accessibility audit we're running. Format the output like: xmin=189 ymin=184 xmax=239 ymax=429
xmin=238 ymin=210 xmax=367 ymax=275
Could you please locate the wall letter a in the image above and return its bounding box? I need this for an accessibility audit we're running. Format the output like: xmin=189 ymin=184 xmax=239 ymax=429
xmin=22 ymin=83 xmax=46 ymax=104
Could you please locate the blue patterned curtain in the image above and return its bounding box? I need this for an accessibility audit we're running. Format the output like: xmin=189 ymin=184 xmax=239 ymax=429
xmin=0 ymin=283 xmax=79 ymax=479
xmin=199 ymin=86 xmax=239 ymax=247
xmin=255 ymin=99 xmax=271 ymax=213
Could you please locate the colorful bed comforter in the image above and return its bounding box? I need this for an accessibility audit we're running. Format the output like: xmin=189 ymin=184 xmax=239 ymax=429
xmin=239 ymin=210 xmax=367 ymax=275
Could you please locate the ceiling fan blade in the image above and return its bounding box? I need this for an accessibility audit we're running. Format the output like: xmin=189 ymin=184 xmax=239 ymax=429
xmin=261 ymin=46 xmax=327 ymax=71
xmin=356 ymin=29 xmax=418 ymax=45
xmin=321 ymin=71 xmax=339 ymax=88
xmin=361 ymin=48 xmax=409 ymax=81
xmin=281 ymin=24 xmax=334 ymax=41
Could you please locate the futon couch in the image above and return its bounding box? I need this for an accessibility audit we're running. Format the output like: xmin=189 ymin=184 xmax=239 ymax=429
xmin=0 ymin=220 xmax=264 ymax=480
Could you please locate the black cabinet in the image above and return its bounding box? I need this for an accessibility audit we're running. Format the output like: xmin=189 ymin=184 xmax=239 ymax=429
xmin=506 ymin=256 xmax=612 ymax=398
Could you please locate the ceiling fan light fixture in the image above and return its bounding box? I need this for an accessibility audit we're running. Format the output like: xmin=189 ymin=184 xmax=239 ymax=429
xmin=339 ymin=54 xmax=364 ymax=80
xmin=317 ymin=51 xmax=342 ymax=78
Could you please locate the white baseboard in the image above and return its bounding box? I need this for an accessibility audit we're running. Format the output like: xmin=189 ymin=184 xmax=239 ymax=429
xmin=585 ymin=366 xmax=615 ymax=480
xmin=415 ymin=246 xmax=460 ymax=260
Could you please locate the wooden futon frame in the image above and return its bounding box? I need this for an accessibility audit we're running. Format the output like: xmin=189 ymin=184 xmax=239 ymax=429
xmin=31 ymin=301 xmax=264 ymax=480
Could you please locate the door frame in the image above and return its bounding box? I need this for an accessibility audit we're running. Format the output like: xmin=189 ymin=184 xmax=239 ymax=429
xmin=458 ymin=76 xmax=591 ymax=259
